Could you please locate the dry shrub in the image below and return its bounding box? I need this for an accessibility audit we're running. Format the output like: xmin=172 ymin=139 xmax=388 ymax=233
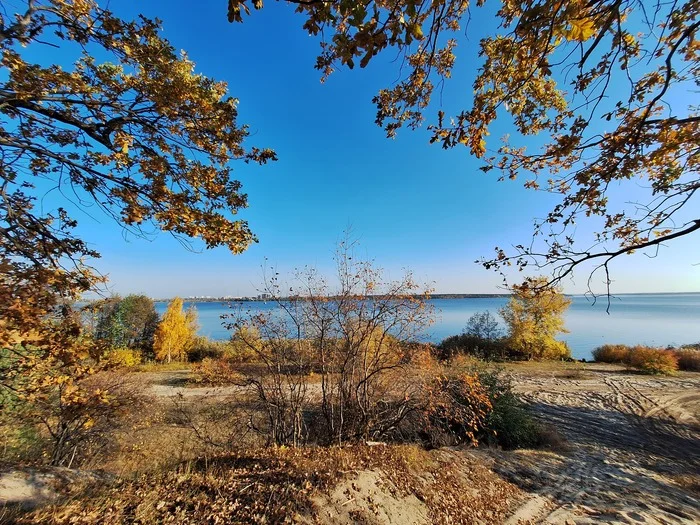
xmin=535 ymin=424 xmax=568 ymax=451
xmin=190 ymin=357 xmax=242 ymax=385
xmin=225 ymin=238 xmax=434 ymax=447
xmin=627 ymin=346 xmax=678 ymax=375
xmin=673 ymin=348 xmax=700 ymax=372
xmin=420 ymin=373 xmax=493 ymax=447
xmin=592 ymin=344 xmax=630 ymax=363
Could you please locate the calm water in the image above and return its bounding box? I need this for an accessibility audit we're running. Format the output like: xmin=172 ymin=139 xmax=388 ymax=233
xmin=156 ymin=294 xmax=700 ymax=360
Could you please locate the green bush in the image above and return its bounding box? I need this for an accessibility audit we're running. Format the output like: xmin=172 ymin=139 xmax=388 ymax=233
xmin=477 ymin=370 xmax=541 ymax=449
xmin=435 ymin=334 xmax=511 ymax=361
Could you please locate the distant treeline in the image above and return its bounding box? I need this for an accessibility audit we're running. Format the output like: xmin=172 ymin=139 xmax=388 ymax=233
xmin=154 ymin=293 xmax=513 ymax=303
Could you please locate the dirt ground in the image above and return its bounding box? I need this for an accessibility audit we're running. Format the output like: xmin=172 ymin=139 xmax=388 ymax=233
xmin=2 ymin=363 xmax=698 ymax=524
xmin=138 ymin=363 xmax=700 ymax=523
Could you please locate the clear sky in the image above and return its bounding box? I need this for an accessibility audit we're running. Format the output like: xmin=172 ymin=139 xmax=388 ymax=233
xmin=38 ymin=1 xmax=700 ymax=297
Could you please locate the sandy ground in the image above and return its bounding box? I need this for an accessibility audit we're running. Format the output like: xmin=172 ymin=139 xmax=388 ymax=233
xmin=484 ymin=363 xmax=700 ymax=524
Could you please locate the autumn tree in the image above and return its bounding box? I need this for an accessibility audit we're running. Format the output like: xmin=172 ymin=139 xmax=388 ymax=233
xmin=1 ymin=1 xmax=273 ymax=398
xmin=227 ymin=0 xmax=699 ymax=293
xmin=154 ymin=298 xmax=198 ymax=363
xmin=499 ymin=277 xmax=571 ymax=360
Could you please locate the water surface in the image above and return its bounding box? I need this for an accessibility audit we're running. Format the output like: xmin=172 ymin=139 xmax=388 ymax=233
xmin=156 ymin=293 xmax=700 ymax=360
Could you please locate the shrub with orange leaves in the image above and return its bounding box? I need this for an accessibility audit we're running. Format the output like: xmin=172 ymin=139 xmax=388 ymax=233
xmin=627 ymin=347 xmax=678 ymax=375
xmin=593 ymin=344 xmax=680 ymax=375
xmin=592 ymin=344 xmax=630 ymax=363
xmin=420 ymin=373 xmax=493 ymax=447
xmin=191 ymin=357 xmax=243 ymax=385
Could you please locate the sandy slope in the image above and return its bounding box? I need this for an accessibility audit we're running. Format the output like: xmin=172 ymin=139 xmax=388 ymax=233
xmin=487 ymin=364 xmax=700 ymax=524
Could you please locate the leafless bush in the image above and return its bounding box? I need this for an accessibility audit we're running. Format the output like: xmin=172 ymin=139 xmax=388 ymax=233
xmin=225 ymin=237 xmax=434 ymax=446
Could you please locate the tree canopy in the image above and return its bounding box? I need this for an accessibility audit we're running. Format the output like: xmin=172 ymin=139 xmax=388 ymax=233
xmin=89 ymin=295 xmax=159 ymax=352
xmin=0 ymin=0 xmax=274 ymax=398
xmin=1 ymin=0 xmax=275 ymax=378
xmin=228 ymin=0 xmax=699 ymax=293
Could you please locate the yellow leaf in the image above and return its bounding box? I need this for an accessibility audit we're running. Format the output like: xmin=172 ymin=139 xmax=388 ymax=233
xmin=568 ymin=18 xmax=596 ymax=41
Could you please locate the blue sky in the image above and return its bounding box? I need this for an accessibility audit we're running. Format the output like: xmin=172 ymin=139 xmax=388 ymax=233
xmin=34 ymin=1 xmax=700 ymax=297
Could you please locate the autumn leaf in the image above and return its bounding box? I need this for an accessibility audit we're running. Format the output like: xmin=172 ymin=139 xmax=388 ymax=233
xmin=567 ymin=17 xmax=597 ymax=42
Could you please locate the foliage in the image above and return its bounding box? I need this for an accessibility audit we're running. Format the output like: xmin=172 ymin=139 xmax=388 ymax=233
xmin=499 ymin=277 xmax=571 ymax=360
xmin=592 ymin=344 xmax=631 ymax=363
xmin=187 ymin=336 xmax=227 ymax=362
xmin=228 ymin=0 xmax=699 ymax=291
xmin=420 ymin=373 xmax=493 ymax=446
xmin=464 ymin=311 xmax=503 ymax=341
xmin=478 ymin=371 xmax=541 ymax=449
xmin=153 ymin=298 xmax=198 ymax=363
xmin=226 ymin=237 xmax=434 ymax=446
xmin=0 ymin=0 xmax=273 ymax=416
xmin=593 ymin=343 xmax=680 ymax=374
xmin=1 ymin=367 xmax=140 ymax=466
xmin=226 ymin=326 xmax=264 ymax=363
xmin=626 ymin=347 xmax=679 ymax=375
xmin=87 ymin=295 xmax=159 ymax=353
xmin=435 ymin=333 xmax=510 ymax=361
xmin=190 ymin=357 xmax=242 ymax=385
xmin=434 ymin=310 xmax=507 ymax=361
xmin=103 ymin=347 xmax=142 ymax=369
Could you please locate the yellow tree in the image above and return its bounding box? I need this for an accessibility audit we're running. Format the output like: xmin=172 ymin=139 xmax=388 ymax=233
xmin=228 ymin=0 xmax=699 ymax=294
xmin=499 ymin=277 xmax=571 ymax=360
xmin=154 ymin=298 xmax=199 ymax=363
